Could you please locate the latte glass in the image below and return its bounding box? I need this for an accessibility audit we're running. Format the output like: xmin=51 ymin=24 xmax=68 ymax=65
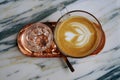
xmin=54 ymin=10 xmax=105 ymax=58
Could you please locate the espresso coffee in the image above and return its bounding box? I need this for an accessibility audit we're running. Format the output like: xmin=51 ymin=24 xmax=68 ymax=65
xmin=55 ymin=16 xmax=101 ymax=57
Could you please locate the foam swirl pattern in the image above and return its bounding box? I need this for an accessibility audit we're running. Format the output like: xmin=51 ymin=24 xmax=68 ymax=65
xmin=65 ymin=22 xmax=92 ymax=47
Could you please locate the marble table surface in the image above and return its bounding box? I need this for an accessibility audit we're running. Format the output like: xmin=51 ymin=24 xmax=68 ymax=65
xmin=0 ymin=0 xmax=120 ymax=80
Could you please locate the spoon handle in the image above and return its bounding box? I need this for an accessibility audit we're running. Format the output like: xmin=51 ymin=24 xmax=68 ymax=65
xmin=63 ymin=56 xmax=75 ymax=72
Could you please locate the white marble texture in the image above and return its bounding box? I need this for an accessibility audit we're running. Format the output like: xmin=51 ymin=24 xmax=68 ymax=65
xmin=0 ymin=0 xmax=120 ymax=80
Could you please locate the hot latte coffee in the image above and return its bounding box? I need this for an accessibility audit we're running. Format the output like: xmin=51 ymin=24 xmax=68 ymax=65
xmin=55 ymin=16 xmax=101 ymax=57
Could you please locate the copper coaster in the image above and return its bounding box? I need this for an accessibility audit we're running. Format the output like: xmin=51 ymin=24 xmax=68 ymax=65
xmin=17 ymin=22 xmax=105 ymax=58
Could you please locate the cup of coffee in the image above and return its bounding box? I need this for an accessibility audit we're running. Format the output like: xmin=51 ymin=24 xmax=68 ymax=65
xmin=54 ymin=10 xmax=105 ymax=58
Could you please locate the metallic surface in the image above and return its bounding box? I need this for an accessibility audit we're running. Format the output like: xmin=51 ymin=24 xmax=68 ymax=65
xmin=17 ymin=22 xmax=62 ymax=57
xmin=17 ymin=21 xmax=105 ymax=58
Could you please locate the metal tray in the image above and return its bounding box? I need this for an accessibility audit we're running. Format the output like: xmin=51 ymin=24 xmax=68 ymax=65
xmin=17 ymin=22 xmax=105 ymax=58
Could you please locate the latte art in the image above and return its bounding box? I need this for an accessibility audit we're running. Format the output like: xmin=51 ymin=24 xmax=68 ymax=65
xmin=55 ymin=16 xmax=99 ymax=57
xmin=64 ymin=22 xmax=92 ymax=47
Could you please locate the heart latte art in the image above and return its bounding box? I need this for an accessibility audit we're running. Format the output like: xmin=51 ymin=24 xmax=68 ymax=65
xmin=55 ymin=16 xmax=99 ymax=57
xmin=64 ymin=22 xmax=91 ymax=47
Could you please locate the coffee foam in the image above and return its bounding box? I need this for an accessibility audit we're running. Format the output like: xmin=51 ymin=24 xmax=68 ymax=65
xmin=64 ymin=22 xmax=92 ymax=47
xmin=55 ymin=16 xmax=98 ymax=57
xmin=65 ymin=32 xmax=76 ymax=41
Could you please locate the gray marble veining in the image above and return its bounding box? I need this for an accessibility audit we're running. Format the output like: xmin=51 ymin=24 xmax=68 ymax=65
xmin=0 ymin=0 xmax=120 ymax=80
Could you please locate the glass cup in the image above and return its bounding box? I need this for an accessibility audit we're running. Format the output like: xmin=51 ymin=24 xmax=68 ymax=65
xmin=17 ymin=22 xmax=53 ymax=56
xmin=54 ymin=10 xmax=105 ymax=58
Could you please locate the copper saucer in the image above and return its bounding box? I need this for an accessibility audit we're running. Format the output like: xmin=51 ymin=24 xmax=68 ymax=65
xmin=17 ymin=22 xmax=105 ymax=58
